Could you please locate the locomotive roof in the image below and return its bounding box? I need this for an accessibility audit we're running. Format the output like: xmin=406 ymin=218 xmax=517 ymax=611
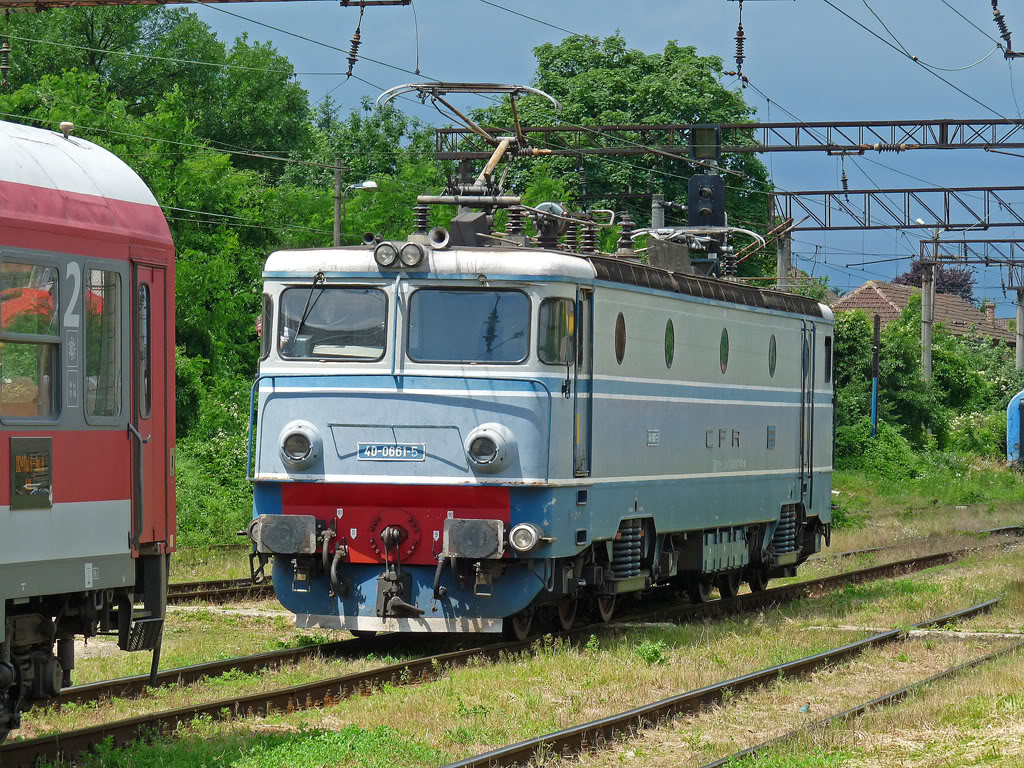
xmin=265 ymin=246 xmax=828 ymax=320
xmin=0 ymin=120 xmax=161 ymax=208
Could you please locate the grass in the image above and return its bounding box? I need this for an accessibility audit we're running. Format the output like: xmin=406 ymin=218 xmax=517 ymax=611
xmin=27 ymin=542 xmax=1024 ymax=767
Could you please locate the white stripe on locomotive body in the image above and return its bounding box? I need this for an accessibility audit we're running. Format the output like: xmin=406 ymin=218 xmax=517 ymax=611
xmin=0 ymin=120 xmax=160 ymax=206
xmin=256 ymin=246 xmax=833 ymax=504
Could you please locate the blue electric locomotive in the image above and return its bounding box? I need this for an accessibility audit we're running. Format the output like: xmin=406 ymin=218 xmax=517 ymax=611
xmin=247 ymin=209 xmax=835 ymax=639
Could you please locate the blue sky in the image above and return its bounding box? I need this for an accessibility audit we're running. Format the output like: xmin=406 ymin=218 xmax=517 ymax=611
xmin=196 ymin=0 xmax=1024 ymax=313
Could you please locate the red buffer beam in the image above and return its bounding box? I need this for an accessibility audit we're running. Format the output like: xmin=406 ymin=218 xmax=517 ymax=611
xmin=435 ymin=119 xmax=1024 ymax=160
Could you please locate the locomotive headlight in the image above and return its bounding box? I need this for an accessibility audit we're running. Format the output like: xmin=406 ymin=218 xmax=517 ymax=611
xmin=279 ymin=420 xmax=321 ymax=470
xmin=374 ymin=242 xmax=399 ymax=268
xmin=469 ymin=436 xmax=498 ymax=464
xmin=400 ymin=242 xmax=425 ymax=267
xmin=283 ymin=433 xmax=311 ymax=461
xmin=509 ymin=523 xmax=540 ymax=553
xmin=464 ymin=423 xmax=515 ymax=474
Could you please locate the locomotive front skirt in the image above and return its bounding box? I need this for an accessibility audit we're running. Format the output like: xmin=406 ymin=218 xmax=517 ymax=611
xmin=251 ymin=244 xmax=834 ymax=636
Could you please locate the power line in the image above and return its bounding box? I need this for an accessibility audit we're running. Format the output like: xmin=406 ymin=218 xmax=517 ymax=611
xmin=473 ymin=0 xmax=579 ymax=36
xmin=819 ymin=0 xmax=1011 ymax=120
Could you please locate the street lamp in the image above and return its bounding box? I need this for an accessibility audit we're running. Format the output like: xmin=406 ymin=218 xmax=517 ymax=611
xmin=334 ymin=179 xmax=378 ymax=247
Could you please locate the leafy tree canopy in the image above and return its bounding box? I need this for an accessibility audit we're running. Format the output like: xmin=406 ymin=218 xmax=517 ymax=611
xmin=893 ymin=259 xmax=977 ymax=304
xmin=471 ymin=34 xmax=775 ymax=275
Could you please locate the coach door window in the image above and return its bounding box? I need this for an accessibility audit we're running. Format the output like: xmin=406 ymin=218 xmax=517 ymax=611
xmin=0 ymin=261 xmax=60 ymax=420
xmin=138 ymin=283 xmax=151 ymax=418
xmin=86 ymin=269 xmax=122 ymax=418
xmin=538 ymin=297 xmax=575 ymax=365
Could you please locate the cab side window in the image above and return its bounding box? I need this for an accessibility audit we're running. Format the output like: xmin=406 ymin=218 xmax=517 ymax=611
xmin=538 ymin=297 xmax=575 ymax=365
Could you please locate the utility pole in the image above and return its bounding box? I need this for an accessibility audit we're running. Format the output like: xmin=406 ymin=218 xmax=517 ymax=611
xmin=776 ymin=232 xmax=791 ymax=291
xmin=1017 ymin=289 xmax=1024 ymax=371
xmin=921 ymin=232 xmax=937 ymax=381
xmin=871 ymin=313 xmax=880 ymax=438
xmin=333 ymin=157 xmax=342 ymax=248
xmin=651 ymin=193 xmax=665 ymax=230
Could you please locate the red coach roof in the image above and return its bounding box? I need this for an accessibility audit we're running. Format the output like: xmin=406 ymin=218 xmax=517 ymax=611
xmin=0 ymin=119 xmax=172 ymax=252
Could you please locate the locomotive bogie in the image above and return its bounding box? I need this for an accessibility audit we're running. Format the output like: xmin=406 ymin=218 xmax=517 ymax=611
xmin=252 ymin=245 xmax=833 ymax=634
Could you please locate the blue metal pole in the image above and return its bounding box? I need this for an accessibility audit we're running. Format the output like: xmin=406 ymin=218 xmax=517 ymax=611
xmin=871 ymin=376 xmax=878 ymax=438
xmin=871 ymin=313 xmax=880 ymax=439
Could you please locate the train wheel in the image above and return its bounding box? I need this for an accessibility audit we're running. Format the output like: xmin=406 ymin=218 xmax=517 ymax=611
xmin=717 ymin=572 xmax=742 ymax=599
xmin=747 ymin=569 xmax=770 ymax=593
xmin=556 ymin=599 xmax=578 ymax=631
xmin=595 ymin=594 xmax=616 ymax=623
xmin=504 ymin=607 xmax=535 ymax=641
xmin=350 ymin=630 xmax=377 ymax=639
xmin=687 ymin=576 xmax=715 ymax=604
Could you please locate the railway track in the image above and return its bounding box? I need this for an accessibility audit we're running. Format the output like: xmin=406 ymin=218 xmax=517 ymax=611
xmin=166 ymin=578 xmax=274 ymax=605
xmin=5 ymin=540 xmax=1018 ymax=767
xmin=443 ymin=600 xmax=1001 ymax=768
xmin=699 ymin=639 xmax=1024 ymax=768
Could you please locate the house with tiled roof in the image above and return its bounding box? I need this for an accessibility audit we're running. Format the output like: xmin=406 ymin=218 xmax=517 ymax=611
xmin=832 ymin=281 xmax=1015 ymax=345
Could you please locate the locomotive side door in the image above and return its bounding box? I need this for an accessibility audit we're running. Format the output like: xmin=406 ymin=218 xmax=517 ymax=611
xmin=130 ymin=264 xmax=168 ymax=547
xmin=799 ymin=322 xmax=816 ymax=510
xmin=573 ymin=289 xmax=594 ymax=476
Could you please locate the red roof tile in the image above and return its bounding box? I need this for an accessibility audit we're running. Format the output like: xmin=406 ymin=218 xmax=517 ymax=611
xmin=833 ymin=281 xmax=1015 ymax=344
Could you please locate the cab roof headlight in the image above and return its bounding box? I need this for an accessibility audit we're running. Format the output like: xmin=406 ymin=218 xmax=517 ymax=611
xmin=374 ymin=242 xmax=398 ymax=268
xmin=400 ymin=242 xmax=425 ymax=267
xmin=509 ymin=523 xmax=540 ymax=553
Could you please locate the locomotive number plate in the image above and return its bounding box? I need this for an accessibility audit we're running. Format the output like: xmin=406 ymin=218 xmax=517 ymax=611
xmin=357 ymin=442 xmax=426 ymax=461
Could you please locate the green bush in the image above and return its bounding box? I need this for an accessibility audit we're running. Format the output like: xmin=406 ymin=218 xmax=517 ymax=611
xmin=949 ymin=410 xmax=1006 ymax=458
xmin=836 ymin=417 xmax=921 ymax=481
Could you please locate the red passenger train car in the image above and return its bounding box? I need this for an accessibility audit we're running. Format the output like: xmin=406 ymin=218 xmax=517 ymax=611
xmin=0 ymin=119 xmax=175 ymax=741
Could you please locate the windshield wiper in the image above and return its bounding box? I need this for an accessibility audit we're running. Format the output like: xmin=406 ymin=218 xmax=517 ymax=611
xmin=293 ymin=271 xmax=326 ymax=341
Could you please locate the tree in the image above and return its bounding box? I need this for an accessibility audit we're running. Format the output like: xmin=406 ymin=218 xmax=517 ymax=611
xmin=7 ymin=8 xmax=313 ymax=177
xmin=893 ymin=259 xmax=976 ymax=304
xmin=470 ymin=34 xmax=775 ymax=275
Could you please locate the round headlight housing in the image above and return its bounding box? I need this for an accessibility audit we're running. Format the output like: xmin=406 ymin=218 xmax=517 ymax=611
xmin=509 ymin=523 xmax=540 ymax=553
xmin=279 ymin=420 xmax=322 ymax=470
xmin=374 ymin=242 xmax=398 ymax=268
xmin=400 ymin=242 xmax=425 ymax=267
xmin=464 ymin=423 xmax=516 ymax=474
xmin=282 ymin=432 xmax=311 ymax=461
xmin=468 ymin=435 xmax=498 ymax=464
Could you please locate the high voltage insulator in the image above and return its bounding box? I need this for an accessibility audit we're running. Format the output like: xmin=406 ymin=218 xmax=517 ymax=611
xmin=1 ymin=10 xmax=9 ymax=88
xmin=841 ymin=168 xmax=849 ymax=199
xmin=346 ymin=7 xmax=364 ymax=80
xmin=734 ymin=0 xmax=746 ymax=87
xmin=993 ymin=1 xmax=1012 ymax=47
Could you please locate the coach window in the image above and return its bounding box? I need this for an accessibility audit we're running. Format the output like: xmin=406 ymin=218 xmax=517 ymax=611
xmin=408 ymin=288 xmax=529 ymax=363
xmin=720 ymin=328 xmax=729 ymax=374
xmin=279 ymin=287 xmax=387 ymax=361
xmin=538 ymin=297 xmax=575 ymax=365
xmin=86 ymin=269 xmax=122 ymax=419
xmin=0 ymin=261 xmax=59 ymax=420
xmin=768 ymin=334 xmax=777 ymax=378
xmin=138 ymin=284 xmax=151 ymax=419
xmin=614 ymin=313 xmax=626 ymax=364
xmin=664 ymin=319 xmax=675 ymax=369
xmin=824 ymin=336 xmax=833 ymax=383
